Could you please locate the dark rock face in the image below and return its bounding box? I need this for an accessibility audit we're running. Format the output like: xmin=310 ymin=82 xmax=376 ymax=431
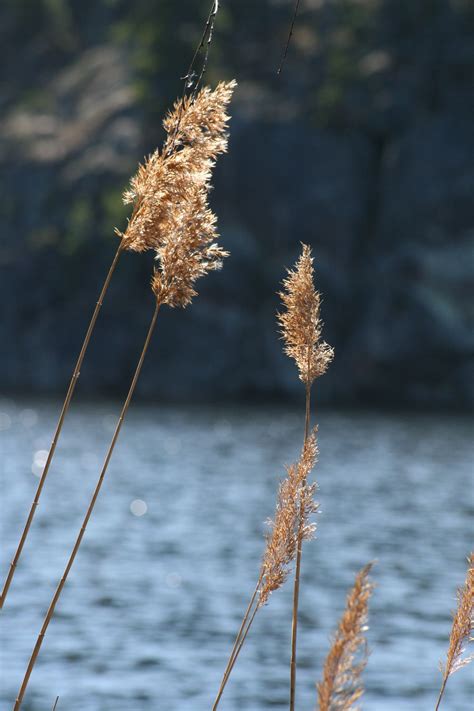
xmin=352 ymin=115 xmax=474 ymax=408
xmin=1 ymin=1 xmax=473 ymax=408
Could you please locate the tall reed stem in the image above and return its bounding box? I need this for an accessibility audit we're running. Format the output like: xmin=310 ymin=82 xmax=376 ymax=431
xmin=213 ymin=603 xmax=259 ymax=710
xmin=212 ymin=574 xmax=262 ymax=710
xmin=435 ymin=679 xmax=448 ymax=711
xmin=13 ymin=299 xmax=160 ymax=711
xmin=0 ymin=241 xmax=124 ymax=610
xmin=289 ymin=381 xmax=311 ymax=711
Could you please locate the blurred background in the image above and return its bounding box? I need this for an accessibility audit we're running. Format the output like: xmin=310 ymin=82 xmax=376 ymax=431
xmin=1 ymin=2 xmax=473 ymax=710
xmin=1 ymin=0 xmax=473 ymax=407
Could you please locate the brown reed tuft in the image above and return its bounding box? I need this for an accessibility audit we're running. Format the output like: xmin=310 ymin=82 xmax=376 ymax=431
xmin=212 ymin=430 xmax=319 ymax=710
xmin=435 ymin=552 xmax=474 ymax=711
xmin=279 ymin=243 xmax=334 ymax=711
xmin=278 ymin=243 xmax=334 ymax=387
xmin=259 ymin=430 xmax=319 ymax=607
xmin=213 ymin=245 xmax=333 ymax=710
xmin=117 ymin=80 xmax=236 ymax=255
xmin=317 ymin=563 xmax=374 ymax=711
xmin=13 ymin=81 xmax=236 ymax=710
xmin=151 ymin=179 xmax=227 ymax=308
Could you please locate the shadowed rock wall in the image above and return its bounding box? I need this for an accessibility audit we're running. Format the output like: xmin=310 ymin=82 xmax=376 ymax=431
xmin=1 ymin=0 xmax=473 ymax=408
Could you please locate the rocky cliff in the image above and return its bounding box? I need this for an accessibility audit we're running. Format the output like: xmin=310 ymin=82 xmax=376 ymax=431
xmin=1 ymin=0 xmax=473 ymax=407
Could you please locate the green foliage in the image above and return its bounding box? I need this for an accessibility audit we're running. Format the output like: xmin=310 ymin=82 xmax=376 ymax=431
xmin=315 ymin=0 xmax=379 ymax=126
xmin=101 ymin=186 xmax=129 ymax=239
xmin=62 ymin=197 xmax=94 ymax=255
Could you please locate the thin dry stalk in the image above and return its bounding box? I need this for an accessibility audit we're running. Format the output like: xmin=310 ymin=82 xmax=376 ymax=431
xmin=290 ymin=380 xmax=311 ymax=708
xmin=191 ymin=1 xmax=220 ymax=95
xmin=52 ymin=697 xmax=59 ymax=711
xmin=212 ymin=576 xmax=262 ymax=711
xmin=0 ymin=240 xmax=124 ymax=610
xmin=435 ymin=552 xmax=474 ymax=711
xmin=13 ymin=78 xmax=235 ymax=709
xmin=277 ymin=0 xmax=301 ymax=75
xmin=316 ymin=563 xmax=374 ymax=711
xmin=214 ymin=603 xmax=259 ymax=707
xmin=13 ymin=300 xmax=161 ymax=711
xmin=213 ymin=433 xmax=319 ymax=709
xmin=175 ymin=0 xmax=220 ymax=124
xmin=278 ymin=244 xmax=333 ymax=711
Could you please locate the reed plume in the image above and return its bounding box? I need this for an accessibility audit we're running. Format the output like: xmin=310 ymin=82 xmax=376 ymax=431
xmin=118 ymin=80 xmax=235 ymax=255
xmin=212 ymin=432 xmax=320 ymax=710
xmin=316 ymin=563 xmax=374 ymax=711
xmin=435 ymin=552 xmax=474 ymax=711
xmin=259 ymin=430 xmax=319 ymax=607
xmin=278 ymin=243 xmax=333 ymax=710
xmin=213 ymin=245 xmax=333 ymax=710
xmin=277 ymin=243 xmax=334 ymax=388
xmin=13 ymin=80 xmax=235 ymax=710
xmin=0 ymin=79 xmax=235 ymax=613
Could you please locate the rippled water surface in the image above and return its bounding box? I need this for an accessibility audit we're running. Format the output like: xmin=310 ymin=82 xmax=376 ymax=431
xmin=0 ymin=399 xmax=473 ymax=711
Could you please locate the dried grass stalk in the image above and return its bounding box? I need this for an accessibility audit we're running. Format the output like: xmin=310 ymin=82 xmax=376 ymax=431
xmin=435 ymin=552 xmax=474 ymax=710
xmin=1 ymin=82 xmax=236 ymax=613
xmin=13 ymin=80 xmax=236 ymax=709
xmin=279 ymin=243 xmax=334 ymax=711
xmin=118 ymin=80 xmax=235 ymax=256
xmin=259 ymin=430 xmax=319 ymax=607
xmin=317 ymin=563 xmax=374 ymax=711
xmin=278 ymin=243 xmax=334 ymax=387
xmin=0 ymin=241 xmax=123 ymax=610
xmin=212 ymin=432 xmax=319 ymax=709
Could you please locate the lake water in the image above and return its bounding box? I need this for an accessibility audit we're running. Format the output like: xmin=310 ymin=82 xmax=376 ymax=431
xmin=0 ymin=399 xmax=472 ymax=711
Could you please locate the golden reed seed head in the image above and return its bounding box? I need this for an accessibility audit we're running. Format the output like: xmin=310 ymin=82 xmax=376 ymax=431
xmin=440 ymin=552 xmax=474 ymax=680
xmin=163 ymin=80 xmax=237 ymax=159
xmin=278 ymin=244 xmax=334 ymax=386
xmin=116 ymin=80 xmax=236 ymax=258
xmin=151 ymin=184 xmax=229 ymax=308
xmin=317 ymin=563 xmax=374 ymax=711
xmin=258 ymin=430 xmax=319 ymax=608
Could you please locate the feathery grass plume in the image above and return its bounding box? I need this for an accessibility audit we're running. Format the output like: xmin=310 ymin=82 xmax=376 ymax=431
xmin=117 ymin=80 xmax=236 ymax=255
xmin=435 ymin=552 xmax=474 ymax=711
xmin=317 ymin=563 xmax=374 ymax=711
xmin=259 ymin=430 xmax=319 ymax=607
xmin=279 ymin=243 xmax=334 ymax=711
xmin=212 ymin=431 xmax=319 ymax=710
xmin=0 ymin=82 xmax=236 ymax=613
xmin=151 ymin=181 xmax=227 ymax=308
xmin=13 ymin=81 xmax=236 ymax=710
xmin=278 ymin=243 xmax=334 ymax=387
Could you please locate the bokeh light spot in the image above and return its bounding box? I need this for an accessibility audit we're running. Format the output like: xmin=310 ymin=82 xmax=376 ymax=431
xmin=19 ymin=409 xmax=38 ymax=428
xmin=165 ymin=573 xmax=182 ymax=588
xmin=130 ymin=499 xmax=147 ymax=517
xmin=32 ymin=449 xmax=48 ymax=476
xmin=102 ymin=414 xmax=116 ymax=432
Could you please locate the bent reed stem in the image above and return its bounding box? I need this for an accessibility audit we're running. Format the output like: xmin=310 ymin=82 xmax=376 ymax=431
xmin=289 ymin=381 xmax=311 ymax=711
xmin=0 ymin=241 xmax=124 ymax=610
xmin=13 ymin=299 xmax=161 ymax=711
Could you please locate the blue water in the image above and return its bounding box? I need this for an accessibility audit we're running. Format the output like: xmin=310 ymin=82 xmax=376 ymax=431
xmin=0 ymin=399 xmax=472 ymax=710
